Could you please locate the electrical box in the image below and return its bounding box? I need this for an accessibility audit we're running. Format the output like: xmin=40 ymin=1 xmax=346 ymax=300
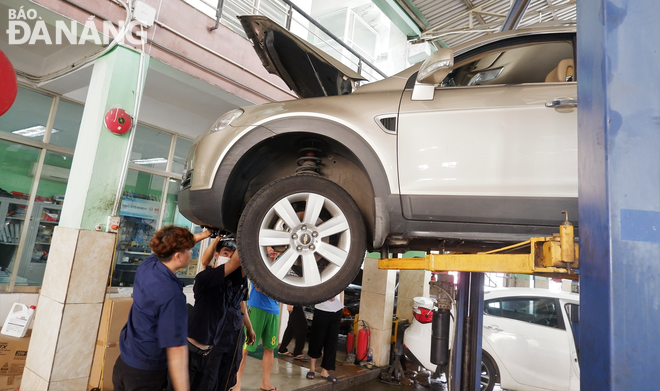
xmin=107 ymin=216 xmax=120 ymax=234
xmin=132 ymin=1 xmax=156 ymax=28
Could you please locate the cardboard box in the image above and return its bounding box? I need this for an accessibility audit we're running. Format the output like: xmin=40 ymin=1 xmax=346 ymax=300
xmin=89 ymin=298 xmax=133 ymax=391
xmin=0 ymin=375 xmax=21 ymax=391
xmin=0 ymin=330 xmax=30 ymax=377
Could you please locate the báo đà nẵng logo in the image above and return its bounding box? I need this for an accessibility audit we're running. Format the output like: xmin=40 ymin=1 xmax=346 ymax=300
xmin=6 ymin=6 xmax=146 ymax=46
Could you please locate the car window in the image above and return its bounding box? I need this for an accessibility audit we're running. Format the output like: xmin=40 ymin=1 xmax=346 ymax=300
xmin=485 ymin=297 xmax=561 ymax=328
xmin=441 ymin=41 xmax=574 ymax=87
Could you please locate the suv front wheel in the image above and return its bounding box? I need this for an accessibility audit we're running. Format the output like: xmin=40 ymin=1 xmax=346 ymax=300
xmin=237 ymin=174 xmax=366 ymax=305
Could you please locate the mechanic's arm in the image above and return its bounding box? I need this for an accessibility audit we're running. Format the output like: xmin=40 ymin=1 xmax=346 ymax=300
xmin=166 ymin=345 xmax=190 ymax=391
xmin=241 ymin=301 xmax=256 ymax=345
xmin=193 ymin=229 xmax=212 ymax=243
xmin=224 ymin=250 xmax=241 ymax=276
xmin=201 ymin=237 xmax=219 ymax=268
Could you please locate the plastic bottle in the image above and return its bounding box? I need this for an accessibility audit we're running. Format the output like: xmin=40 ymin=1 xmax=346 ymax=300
xmin=1 ymin=303 xmax=36 ymax=338
xmin=367 ymin=348 xmax=373 ymax=363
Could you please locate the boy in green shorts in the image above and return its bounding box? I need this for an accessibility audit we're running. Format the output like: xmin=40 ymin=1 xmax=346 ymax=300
xmin=235 ymin=247 xmax=280 ymax=391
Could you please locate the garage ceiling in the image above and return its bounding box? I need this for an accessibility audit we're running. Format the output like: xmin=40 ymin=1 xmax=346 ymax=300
xmin=396 ymin=0 xmax=576 ymax=48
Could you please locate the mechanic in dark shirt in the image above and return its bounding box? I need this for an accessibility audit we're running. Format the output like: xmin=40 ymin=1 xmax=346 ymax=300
xmin=186 ymin=237 xmax=255 ymax=391
xmin=114 ymin=225 xmax=210 ymax=391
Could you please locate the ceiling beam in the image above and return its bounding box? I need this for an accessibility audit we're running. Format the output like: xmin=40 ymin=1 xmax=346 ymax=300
xmin=424 ymin=0 xmax=502 ymax=35
xmin=462 ymin=0 xmax=488 ymax=28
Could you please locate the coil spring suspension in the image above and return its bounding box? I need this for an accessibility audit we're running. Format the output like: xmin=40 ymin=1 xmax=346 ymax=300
xmin=296 ymin=140 xmax=324 ymax=174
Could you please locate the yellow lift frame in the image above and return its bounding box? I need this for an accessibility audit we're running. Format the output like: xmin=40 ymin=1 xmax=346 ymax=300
xmin=379 ymin=215 xmax=579 ymax=280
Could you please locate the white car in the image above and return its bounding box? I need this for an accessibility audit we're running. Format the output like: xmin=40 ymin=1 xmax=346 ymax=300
xmin=404 ymin=288 xmax=580 ymax=391
xmin=179 ymin=15 xmax=578 ymax=305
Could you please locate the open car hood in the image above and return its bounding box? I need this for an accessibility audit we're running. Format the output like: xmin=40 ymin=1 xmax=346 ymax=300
xmin=239 ymin=15 xmax=367 ymax=99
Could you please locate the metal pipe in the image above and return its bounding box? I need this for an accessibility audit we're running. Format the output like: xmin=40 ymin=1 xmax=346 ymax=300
xmin=285 ymin=4 xmax=293 ymax=30
xmin=500 ymin=0 xmax=532 ymax=31
xmin=112 ymin=30 xmax=147 ymax=217
xmin=278 ymin=0 xmax=387 ymax=78
xmin=209 ymin=0 xmax=225 ymax=31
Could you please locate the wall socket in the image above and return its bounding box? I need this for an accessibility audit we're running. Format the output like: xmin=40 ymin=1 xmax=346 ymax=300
xmin=107 ymin=216 xmax=121 ymax=233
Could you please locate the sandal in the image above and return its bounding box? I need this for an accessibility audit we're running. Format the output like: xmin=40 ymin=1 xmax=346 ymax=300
xmin=322 ymin=374 xmax=338 ymax=383
xmin=279 ymin=351 xmax=293 ymax=357
xmin=306 ymin=371 xmax=315 ymax=379
xmin=294 ymin=355 xmax=310 ymax=362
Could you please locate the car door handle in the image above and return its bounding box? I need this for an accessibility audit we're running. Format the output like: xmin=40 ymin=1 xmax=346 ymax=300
xmin=545 ymin=99 xmax=577 ymax=108
xmin=484 ymin=325 xmax=502 ymax=332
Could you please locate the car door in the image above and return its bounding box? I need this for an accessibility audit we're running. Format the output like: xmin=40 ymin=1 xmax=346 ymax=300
xmin=482 ymin=296 xmax=573 ymax=390
xmin=397 ymin=35 xmax=578 ymax=226
xmin=562 ymin=301 xmax=581 ymax=390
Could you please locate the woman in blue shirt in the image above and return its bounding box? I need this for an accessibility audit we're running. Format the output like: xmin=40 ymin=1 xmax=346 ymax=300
xmin=113 ymin=226 xmax=210 ymax=391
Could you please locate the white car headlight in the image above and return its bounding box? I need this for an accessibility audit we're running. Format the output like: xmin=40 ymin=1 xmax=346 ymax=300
xmin=210 ymin=109 xmax=244 ymax=133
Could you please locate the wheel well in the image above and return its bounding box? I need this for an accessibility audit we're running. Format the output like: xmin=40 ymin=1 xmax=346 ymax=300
xmin=222 ymin=132 xmax=376 ymax=243
xmin=482 ymin=349 xmax=500 ymax=383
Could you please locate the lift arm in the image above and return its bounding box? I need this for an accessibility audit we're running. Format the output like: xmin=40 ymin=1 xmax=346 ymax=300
xmin=379 ymin=217 xmax=579 ymax=280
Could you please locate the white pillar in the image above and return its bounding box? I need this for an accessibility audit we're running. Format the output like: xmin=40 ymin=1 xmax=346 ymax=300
xmin=358 ymin=257 xmax=395 ymax=367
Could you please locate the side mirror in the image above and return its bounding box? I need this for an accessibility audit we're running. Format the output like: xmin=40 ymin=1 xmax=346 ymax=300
xmin=416 ymin=48 xmax=454 ymax=85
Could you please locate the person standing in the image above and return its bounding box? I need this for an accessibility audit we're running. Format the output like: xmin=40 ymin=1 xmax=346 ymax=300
xmin=306 ymin=294 xmax=343 ymax=384
xmin=277 ymin=304 xmax=308 ymax=361
xmin=234 ymin=247 xmax=281 ymax=391
xmin=185 ymin=237 xmax=256 ymax=391
xmin=113 ymin=225 xmax=210 ymax=391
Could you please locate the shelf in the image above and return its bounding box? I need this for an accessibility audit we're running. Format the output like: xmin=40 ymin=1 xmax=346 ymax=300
xmin=124 ymin=251 xmax=151 ymax=255
xmin=39 ymin=221 xmax=59 ymax=224
xmin=0 ymin=242 xmax=19 ymax=246
xmin=6 ymin=216 xmax=25 ymax=220
xmin=35 ymin=242 xmax=52 ymax=245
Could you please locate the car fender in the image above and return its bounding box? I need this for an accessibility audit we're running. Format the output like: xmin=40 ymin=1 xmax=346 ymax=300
xmin=210 ymin=116 xmax=396 ymax=247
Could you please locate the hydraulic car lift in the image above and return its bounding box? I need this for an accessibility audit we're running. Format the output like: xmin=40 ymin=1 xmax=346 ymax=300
xmin=379 ymin=213 xmax=579 ymax=281
xmin=378 ymin=214 xmax=579 ymax=391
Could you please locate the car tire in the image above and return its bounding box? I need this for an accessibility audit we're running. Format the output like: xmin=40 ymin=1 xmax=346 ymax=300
xmin=237 ymin=174 xmax=366 ymax=305
xmin=481 ymin=353 xmax=498 ymax=391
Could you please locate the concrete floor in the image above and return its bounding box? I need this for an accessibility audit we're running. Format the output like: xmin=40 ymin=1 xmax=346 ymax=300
xmin=342 ymin=377 xmax=504 ymax=391
xmin=241 ymin=334 xmax=504 ymax=391
xmin=238 ymin=345 xmax=382 ymax=391
xmin=238 ymin=347 xmax=503 ymax=391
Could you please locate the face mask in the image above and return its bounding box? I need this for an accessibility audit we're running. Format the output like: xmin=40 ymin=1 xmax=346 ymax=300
xmin=216 ymin=256 xmax=231 ymax=266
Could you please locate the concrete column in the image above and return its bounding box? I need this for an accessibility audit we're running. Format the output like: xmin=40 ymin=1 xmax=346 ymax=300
xmin=396 ymin=269 xmax=430 ymax=322
xmin=507 ymin=274 xmax=530 ymax=287
xmin=22 ymin=46 xmax=148 ymax=390
xmin=534 ymin=276 xmax=549 ymax=289
xmin=359 ymin=256 xmax=395 ymax=367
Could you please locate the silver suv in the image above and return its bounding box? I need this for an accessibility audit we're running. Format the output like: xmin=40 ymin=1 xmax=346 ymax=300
xmin=179 ymin=16 xmax=577 ymax=305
